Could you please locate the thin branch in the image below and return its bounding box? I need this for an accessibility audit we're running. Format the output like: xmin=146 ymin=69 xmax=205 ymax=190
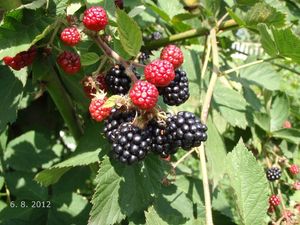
xmin=85 ymin=31 xmax=139 ymax=83
xmin=222 ymin=57 xmax=277 ymax=75
xmin=201 ymin=36 xmax=212 ymax=79
xmin=197 ymin=28 xmax=221 ymax=225
xmin=172 ymin=148 xmax=196 ymax=169
xmin=143 ymin=19 xmax=237 ymax=50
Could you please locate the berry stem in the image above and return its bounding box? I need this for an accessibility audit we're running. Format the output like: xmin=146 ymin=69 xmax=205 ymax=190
xmin=172 ymin=148 xmax=196 ymax=169
xmin=196 ymin=28 xmax=221 ymax=225
xmin=143 ymin=19 xmax=237 ymax=50
xmin=221 ymin=57 xmax=277 ymax=75
xmin=86 ymin=31 xmax=139 ymax=83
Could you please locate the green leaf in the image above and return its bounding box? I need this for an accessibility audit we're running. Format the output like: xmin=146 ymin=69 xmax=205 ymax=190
xmin=206 ymin=117 xmax=227 ymax=187
xmin=270 ymin=93 xmax=289 ymax=131
xmin=88 ymin=156 xmax=165 ymax=225
xmin=240 ymin=62 xmax=280 ymax=91
xmin=47 ymin=192 xmax=90 ymax=225
xmin=272 ymin=128 xmax=300 ymax=144
xmin=254 ymin=112 xmax=271 ymax=132
xmin=258 ymin=24 xmax=300 ymax=64
xmin=157 ymin=0 xmax=185 ymax=18
xmin=236 ymin=0 xmax=257 ymax=5
xmin=227 ymin=8 xmax=245 ymax=26
xmin=244 ymin=2 xmax=286 ymax=28
xmin=202 ymin=0 xmax=221 ymax=16
xmin=0 ymin=0 xmax=21 ymax=10
xmin=145 ymin=206 xmax=168 ymax=225
xmin=35 ymin=122 xmax=108 ymax=186
xmin=0 ymin=66 xmax=27 ymax=132
xmin=0 ymin=176 xmax=4 ymax=190
xmin=0 ymin=9 xmax=54 ymax=58
xmin=5 ymin=171 xmax=47 ymax=200
xmin=257 ymin=24 xmax=278 ymax=56
xmin=102 ymin=95 xmax=121 ymax=108
xmin=4 ymin=131 xmax=57 ymax=172
xmin=146 ymin=3 xmax=171 ymax=23
xmin=18 ymin=0 xmax=47 ymax=10
xmin=128 ymin=5 xmax=146 ymax=18
xmin=154 ymin=184 xmax=194 ymax=224
xmin=81 ymin=52 xmax=100 ymax=66
xmin=213 ymin=81 xmax=250 ymax=129
xmin=226 ymin=141 xmax=268 ymax=225
xmin=116 ymin=9 xmax=142 ymax=57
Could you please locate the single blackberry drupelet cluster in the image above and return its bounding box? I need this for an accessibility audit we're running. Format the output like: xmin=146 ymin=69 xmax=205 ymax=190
xmin=269 ymin=195 xmax=281 ymax=207
xmin=147 ymin=120 xmax=177 ymax=158
xmin=111 ymin=123 xmax=152 ymax=165
xmin=166 ymin=111 xmax=207 ymax=150
xmin=138 ymin=52 xmax=150 ymax=64
xmin=89 ymin=98 xmax=112 ymax=122
xmin=266 ymin=167 xmax=282 ymax=181
xmin=56 ymin=51 xmax=81 ymax=74
xmin=83 ymin=6 xmax=108 ymax=31
xmin=105 ymin=64 xmax=132 ymax=95
xmin=104 ymin=108 xmax=136 ymax=142
xmin=159 ymin=69 xmax=190 ymax=106
xmin=60 ymin=27 xmax=80 ymax=46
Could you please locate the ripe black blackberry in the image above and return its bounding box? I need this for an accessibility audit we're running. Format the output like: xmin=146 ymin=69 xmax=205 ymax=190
xmin=151 ymin=31 xmax=162 ymax=40
xmin=166 ymin=111 xmax=207 ymax=150
xmin=104 ymin=108 xmax=136 ymax=142
xmin=159 ymin=69 xmax=190 ymax=106
xmin=111 ymin=123 xmax=152 ymax=165
xmin=105 ymin=64 xmax=131 ymax=95
xmin=266 ymin=167 xmax=281 ymax=181
xmin=147 ymin=120 xmax=177 ymax=158
xmin=138 ymin=52 xmax=150 ymax=64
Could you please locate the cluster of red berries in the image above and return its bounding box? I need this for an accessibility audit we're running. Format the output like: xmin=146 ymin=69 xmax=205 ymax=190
xmin=56 ymin=6 xmax=109 ymax=74
xmin=2 ymin=47 xmax=36 ymax=71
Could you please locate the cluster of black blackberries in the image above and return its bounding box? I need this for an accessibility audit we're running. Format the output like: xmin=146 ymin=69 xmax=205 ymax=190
xmin=266 ymin=167 xmax=281 ymax=181
xmin=104 ymin=109 xmax=207 ymax=165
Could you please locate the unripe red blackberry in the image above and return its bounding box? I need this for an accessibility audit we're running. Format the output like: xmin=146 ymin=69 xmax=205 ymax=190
xmin=289 ymin=164 xmax=299 ymax=175
xmin=60 ymin=27 xmax=81 ymax=46
xmin=83 ymin=6 xmax=108 ymax=31
xmin=82 ymin=75 xmax=107 ymax=98
xmin=293 ymin=181 xmax=300 ymax=190
xmin=104 ymin=108 xmax=136 ymax=142
xmin=266 ymin=167 xmax=281 ymax=181
xmin=56 ymin=51 xmax=81 ymax=74
xmin=159 ymin=69 xmax=190 ymax=106
xmin=89 ymin=97 xmax=112 ymax=122
xmin=3 ymin=47 xmax=36 ymax=70
xmin=129 ymin=81 xmax=159 ymax=110
xmin=269 ymin=195 xmax=280 ymax=207
xmin=160 ymin=44 xmax=184 ymax=69
xmin=166 ymin=111 xmax=207 ymax=150
xmin=111 ymin=123 xmax=152 ymax=165
xmin=144 ymin=59 xmax=175 ymax=87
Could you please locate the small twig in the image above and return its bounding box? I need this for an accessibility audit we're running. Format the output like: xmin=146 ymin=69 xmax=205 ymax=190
xmin=217 ymin=12 xmax=229 ymax=27
xmin=86 ymin=31 xmax=139 ymax=83
xmin=201 ymin=36 xmax=212 ymax=79
xmin=48 ymin=20 xmax=62 ymax=45
xmin=172 ymin=148 xmax=196 ymax=169
xmin=274 ymin=216 xmax=285 ymax=225
xmin=277 ymin=185 xmax=286 ymax=211
xmin=5 ymin=185 xmax=10 ymax=203
xmin=222 ymin=58 xmax=276 ymax=75
xmin=197 ymin=28 xmax=221 ymax=225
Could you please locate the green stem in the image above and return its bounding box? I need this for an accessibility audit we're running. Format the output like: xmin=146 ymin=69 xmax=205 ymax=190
xmin=38 ymin=60 xmax=83 ymax=142
xmin=143 ymin=19 xmax=237 ymax=50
